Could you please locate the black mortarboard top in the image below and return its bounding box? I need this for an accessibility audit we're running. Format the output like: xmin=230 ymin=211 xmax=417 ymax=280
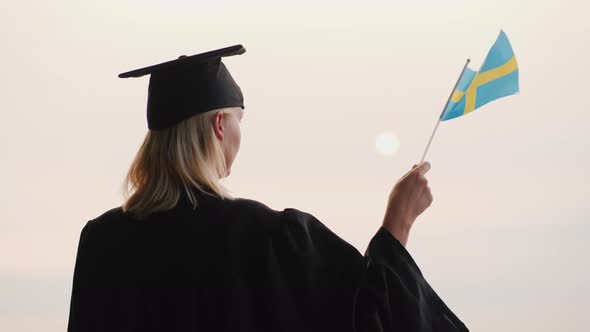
xmin=118 ymin=44 xmax=246 ymax=131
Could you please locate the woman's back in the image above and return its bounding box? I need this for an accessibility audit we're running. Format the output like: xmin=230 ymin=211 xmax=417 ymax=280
xmin=67 ymin=189 xmax=469 ymax=332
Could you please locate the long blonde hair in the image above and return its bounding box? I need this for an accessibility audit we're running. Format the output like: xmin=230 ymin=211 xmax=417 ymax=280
xmin=121 ymin=107 xmax=237 ymax=220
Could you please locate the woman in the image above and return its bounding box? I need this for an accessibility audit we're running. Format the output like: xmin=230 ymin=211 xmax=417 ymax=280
xmin=67 ymin=45 xmax=469 ymax=332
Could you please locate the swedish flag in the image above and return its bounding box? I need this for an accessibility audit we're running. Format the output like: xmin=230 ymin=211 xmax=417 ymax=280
xmin=441 ymin=30 xmax=519 ymax=121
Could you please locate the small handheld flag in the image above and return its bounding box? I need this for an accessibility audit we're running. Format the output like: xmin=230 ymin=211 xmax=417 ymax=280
xmin=419 ymin=30 xmax=519 ymax=163
xmin=442 ymin=30 xmax=519 ymax=121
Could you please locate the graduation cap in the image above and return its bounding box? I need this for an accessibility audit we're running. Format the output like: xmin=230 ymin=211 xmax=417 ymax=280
xmin=119 ymin=44 xmax=246 ymax=131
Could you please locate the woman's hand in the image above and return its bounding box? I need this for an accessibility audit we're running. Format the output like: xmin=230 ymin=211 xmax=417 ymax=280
xmin=382 ymin=161 xmax=433 ymax=246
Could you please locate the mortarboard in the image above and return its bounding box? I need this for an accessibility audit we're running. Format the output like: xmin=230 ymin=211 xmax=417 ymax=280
xmin=118 ymin=44 xmax=246 ymax=131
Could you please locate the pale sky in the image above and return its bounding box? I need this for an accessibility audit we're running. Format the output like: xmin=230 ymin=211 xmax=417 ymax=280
xmin=2 ymin=0 xmax=589 ymax=331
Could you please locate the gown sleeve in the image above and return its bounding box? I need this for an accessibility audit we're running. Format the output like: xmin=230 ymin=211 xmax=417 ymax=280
xmin=274 ymin=207 xmax=469 ymax=332
xmin=67 ymin=220 xmax=103 ymax=332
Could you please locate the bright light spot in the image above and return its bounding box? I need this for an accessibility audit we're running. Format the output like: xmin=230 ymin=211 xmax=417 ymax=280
xmin=375 ymin=131 xmax=400 ymax=156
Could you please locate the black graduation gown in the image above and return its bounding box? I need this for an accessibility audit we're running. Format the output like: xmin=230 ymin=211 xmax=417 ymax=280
xmin=67 ymin=189 xmax=469 ymax=332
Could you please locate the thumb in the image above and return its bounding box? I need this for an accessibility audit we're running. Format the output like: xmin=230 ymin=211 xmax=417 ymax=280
xmin=414 ymin=161 xmax=431 ymax=174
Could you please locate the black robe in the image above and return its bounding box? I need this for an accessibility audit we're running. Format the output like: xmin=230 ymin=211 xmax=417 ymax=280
xmin=67 ymin=189 xmax=469 ymax=332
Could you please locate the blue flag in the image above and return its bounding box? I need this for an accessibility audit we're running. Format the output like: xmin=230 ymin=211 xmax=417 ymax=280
xmin=441 ymin=30 xmax=519 ymax=121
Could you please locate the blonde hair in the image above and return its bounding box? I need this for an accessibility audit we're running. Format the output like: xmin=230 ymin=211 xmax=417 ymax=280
xmin=121 ymin=108 xmax=237 ymax=220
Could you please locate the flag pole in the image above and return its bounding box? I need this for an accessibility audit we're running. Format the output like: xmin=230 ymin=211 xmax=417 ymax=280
xmin=419 ymin=59 xmax=471 ymax=164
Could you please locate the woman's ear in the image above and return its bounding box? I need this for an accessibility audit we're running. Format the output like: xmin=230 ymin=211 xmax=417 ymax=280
xmin=213 ymin=112 xmax=224 ymax=141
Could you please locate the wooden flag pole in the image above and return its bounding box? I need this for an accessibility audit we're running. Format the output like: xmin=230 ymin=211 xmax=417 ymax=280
xmin=419 ymin=59 xmax=471 ymax=164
